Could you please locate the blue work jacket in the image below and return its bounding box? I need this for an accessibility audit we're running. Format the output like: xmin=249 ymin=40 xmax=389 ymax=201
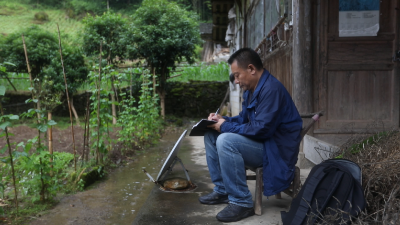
xmin=221 ymin=69 xmax=303 ymax=196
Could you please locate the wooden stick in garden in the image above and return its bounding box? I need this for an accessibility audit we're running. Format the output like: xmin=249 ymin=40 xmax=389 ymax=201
xmin=48 ymin=111 xmax=53 ymax=167
xmin=85 ymin=95 xmax=90 ymax=162
xmin=22 ymin=34 xmax=38 ymax=115
xmin=82 ymin=91 xmax=90 ymax=163
xmin=0 ymin=99 xmax=18 ymax=215
xmin=152 ymin=67 xmax=156 ymax=96
xmin=22 ymin=33 xmax=44 ymax=201
xmin=56 ymin=24 xmax=77 ymax=171
xmin=22 ymin=34 xmax=46 ymax=201
xmin=130 ymin=68 xmax=133 ymax=97
xmin=21 ymin=35 xmax=33 ymax=94
xmin=96 ymin=41 xmax=103 ymax=164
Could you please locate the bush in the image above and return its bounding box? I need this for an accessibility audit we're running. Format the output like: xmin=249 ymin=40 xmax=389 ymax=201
xmin=34 ymin=11 xmax=49 ymax=21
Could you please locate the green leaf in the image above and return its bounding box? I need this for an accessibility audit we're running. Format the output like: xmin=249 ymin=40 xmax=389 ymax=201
xmin=24 ymin=143 xmax=32 ymax=153
xmin=3 ymin=62 xmax=16 ymax=67
xmin=9 ymin=115 xmax=19 ymax=120
xmin=37 ymin=124 xmax=48 ymax=132
xmin=13 ymin=151 xmax=28 ymax=159
xmin=0 ymin=146 xmax=7 ymax=154
xmin=0 ymin=85 xmax=5 ymax=96
xmin=0 ymin=157 xmax=10 ymax=163
xmin=0 ymin=122 xmax=11 ymax=130
xmin=47 ymin=120 xmax=57 ymax=126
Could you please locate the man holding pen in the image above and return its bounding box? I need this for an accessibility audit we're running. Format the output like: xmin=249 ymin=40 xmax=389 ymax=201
xmin=198 ymin=48 xmax=302 ymax=222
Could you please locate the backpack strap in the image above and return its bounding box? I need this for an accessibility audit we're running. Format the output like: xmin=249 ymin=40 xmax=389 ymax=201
xmin=290 ymin=165 xmax=328 ymax=225
xmin=308 ymin=169 xmax=344 ymax=225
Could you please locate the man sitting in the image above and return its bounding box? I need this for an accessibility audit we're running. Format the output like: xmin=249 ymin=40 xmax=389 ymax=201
xmin=199 ymin=48 xmax=303 ymax=222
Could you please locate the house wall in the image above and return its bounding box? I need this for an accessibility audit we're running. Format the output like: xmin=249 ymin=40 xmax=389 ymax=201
xmin=229 ymin=0 xmax=294 ymax=116
xmin=312 ymin=0 xmax=400 ymax=146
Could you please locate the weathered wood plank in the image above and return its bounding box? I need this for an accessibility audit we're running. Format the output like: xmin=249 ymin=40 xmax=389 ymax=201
xmin=327 ymin=33 xmax=395 ymax=42
xmin=325 ymin=70 xmax=393 ymax=128
xmin=328 ymin=42 xmax=393 ymax=63
xmin=327 ymin=63 xmax=394 ymax=71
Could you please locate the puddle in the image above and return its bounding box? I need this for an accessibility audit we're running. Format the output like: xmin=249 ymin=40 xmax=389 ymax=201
xmin=29 ymin=129 xmax=186 ymax=225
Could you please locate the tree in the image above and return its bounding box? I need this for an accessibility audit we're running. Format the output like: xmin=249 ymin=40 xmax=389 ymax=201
xmin=127 ymin=0 xmax=201 ymax=117
xmin=82 ymin=12 xmax=129 ymax=64
xmin=0 ymin=26 xmax=58 ymax=82
xmin=42 ymin=45 xmax=89 ymax=124
xmin=0 ymin=26 xmax=88 ymax=122
xmin=82 ymin=12 xmax=130 ymax=124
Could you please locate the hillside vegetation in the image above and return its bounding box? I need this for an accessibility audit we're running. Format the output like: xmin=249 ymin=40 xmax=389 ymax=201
xmin=0 ymin=2 xmax=83 ymax=42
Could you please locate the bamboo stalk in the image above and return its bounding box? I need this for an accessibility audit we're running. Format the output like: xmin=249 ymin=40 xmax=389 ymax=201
xmin=21 ymin=35 xmax=34 ymax=95
xmin=0 ymin=98 xmax=18 ymax=214
xmin=82 ymin=92 xmax=89 ymax=164
xmin=21 ymin=34 xmax=39 ymax=117
xmin=22 ymin=33 xmax=43 ymax=201
xmin=48 ymin=111 xmax=53 ymax=168
xmin=56 ymin=24 xmax=77 ymax=171
xmin=85 ymin=91 xmax=90 ymax=162
xmin=130 ymin=68 xmax=133 ymax=97
xmin=86 ymin=115 xmax=90 ymax=161
xmin=152 ymin=67 xmax=156 ymax=96
xmin=96 ymin=41 xmax=103 ymax=164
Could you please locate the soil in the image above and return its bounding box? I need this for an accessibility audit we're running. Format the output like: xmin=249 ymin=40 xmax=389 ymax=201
xmin=0 ymin=124 xmax=126 ymax=163
xmin=1 ymin=125 xmax=86 ymax=155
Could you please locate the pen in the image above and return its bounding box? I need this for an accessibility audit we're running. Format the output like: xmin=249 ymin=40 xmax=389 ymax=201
xmin=215 ymin=108 xmax=220 ymax=116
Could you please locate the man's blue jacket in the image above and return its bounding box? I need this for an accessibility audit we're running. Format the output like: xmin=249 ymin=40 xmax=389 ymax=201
xmin=220 ymin=69 xmax=303 ymax=196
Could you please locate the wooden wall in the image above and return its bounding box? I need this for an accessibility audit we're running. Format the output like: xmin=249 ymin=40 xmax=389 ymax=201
xmin=262 ymin=45 xmax=293 ymax=96
xmin=313 ymin=0 xmax=400 ymax=145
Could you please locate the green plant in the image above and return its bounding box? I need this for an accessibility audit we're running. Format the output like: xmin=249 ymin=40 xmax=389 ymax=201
xmin=1 ymin=120 xmax=75 ymax=203
xmin=127 ymin=0 xmax=201 ymax=117
xmin=169 ymin=62 xmax=229 ymax=82
xmin=34 ymin=11 xmax=49 ymax=21
xmin=117 ymin=70 xmax=162 ymax=149
xmin=87 ymin=63 xmax=114 ymax=163
xmin=0 ymin=26 xmax=58 ymax=80
xmin=81 ymin=12 xmax=129 ymax=65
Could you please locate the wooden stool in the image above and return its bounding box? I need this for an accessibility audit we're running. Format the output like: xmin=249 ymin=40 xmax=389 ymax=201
xmin=245 ymin=111 xmax=323 ymax=215
xmin=246 ymin=166 xmax=301 ymax=215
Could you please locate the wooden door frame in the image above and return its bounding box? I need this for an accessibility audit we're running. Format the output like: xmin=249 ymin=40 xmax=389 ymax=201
xmin=313 ymin=0 xmax=400 ymax=135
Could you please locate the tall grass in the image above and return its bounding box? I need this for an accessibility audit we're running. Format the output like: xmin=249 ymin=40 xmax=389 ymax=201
xmin=169 ymin=62 xmax=230 ymax=82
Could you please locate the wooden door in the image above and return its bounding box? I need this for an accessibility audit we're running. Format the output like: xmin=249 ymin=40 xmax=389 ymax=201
xmin=314 ymin=0 xmax=400 ymax=139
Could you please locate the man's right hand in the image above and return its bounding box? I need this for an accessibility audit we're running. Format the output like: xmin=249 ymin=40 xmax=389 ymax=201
xmin=208 ymin=113 xmax=222 ymax=121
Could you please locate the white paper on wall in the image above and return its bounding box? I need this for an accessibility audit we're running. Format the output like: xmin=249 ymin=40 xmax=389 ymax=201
xmin=339 ymin=0 xmax=380 ymax=37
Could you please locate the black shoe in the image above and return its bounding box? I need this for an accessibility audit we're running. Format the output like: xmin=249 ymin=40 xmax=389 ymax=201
xmin=216 ymin=203 xmax=255 ymax=222
xmin=199 ymin=192 xmax=229 ymax=205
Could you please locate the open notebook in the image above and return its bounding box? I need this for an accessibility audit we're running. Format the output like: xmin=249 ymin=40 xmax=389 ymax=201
xmin=189 ymin=119 xmax=217 ymax=136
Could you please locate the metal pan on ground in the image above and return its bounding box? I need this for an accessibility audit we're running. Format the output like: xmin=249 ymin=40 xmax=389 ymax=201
xmin=143 ymin=130 xmax=197 ymax=192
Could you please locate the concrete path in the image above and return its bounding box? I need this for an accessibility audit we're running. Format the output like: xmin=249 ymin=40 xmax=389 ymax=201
xmin=133 ymin=134 xmax=310 ymax=225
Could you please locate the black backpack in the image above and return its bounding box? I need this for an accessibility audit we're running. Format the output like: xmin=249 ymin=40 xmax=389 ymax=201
xmin=281 ymin=159 xmax=366 ymax=225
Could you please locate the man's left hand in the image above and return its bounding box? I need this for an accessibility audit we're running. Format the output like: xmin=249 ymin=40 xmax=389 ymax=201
xmin=208 ymin=117 xmax=226 ymax=133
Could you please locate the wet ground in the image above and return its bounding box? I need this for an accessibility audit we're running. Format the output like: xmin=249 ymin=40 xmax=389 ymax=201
xmin=29 ymin=128 xmax=186 ymax=225
xmin=27 ymin=127 xmax=311 ymax=225
xmin=133 ymin=134 xmax=311 ymax=225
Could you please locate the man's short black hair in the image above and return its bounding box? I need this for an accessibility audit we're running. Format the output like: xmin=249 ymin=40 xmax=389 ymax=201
xmin=227 ymin=48 xmax=263 ymax=71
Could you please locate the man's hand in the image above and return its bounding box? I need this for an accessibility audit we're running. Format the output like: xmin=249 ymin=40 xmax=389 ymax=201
xmin=208 ymin=117 xmax=226 ymax=132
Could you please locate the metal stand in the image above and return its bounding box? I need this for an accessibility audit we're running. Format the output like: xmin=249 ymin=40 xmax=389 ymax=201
xmin=160 ymin=156 xmax=191 ymax=182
